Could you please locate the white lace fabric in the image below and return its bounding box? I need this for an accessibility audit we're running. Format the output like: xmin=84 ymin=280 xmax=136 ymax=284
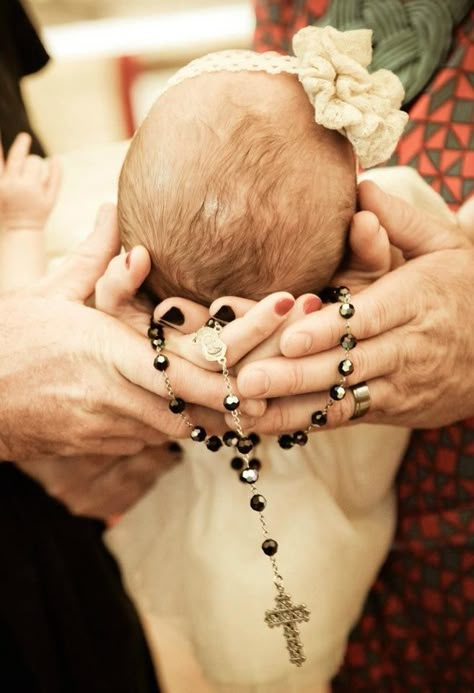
xmin=165 ymin=26 xmax=409 ymax=169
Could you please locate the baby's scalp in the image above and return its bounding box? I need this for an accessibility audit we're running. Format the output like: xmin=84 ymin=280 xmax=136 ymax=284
xmin=118 ymin=68 xmax=356 ymax=305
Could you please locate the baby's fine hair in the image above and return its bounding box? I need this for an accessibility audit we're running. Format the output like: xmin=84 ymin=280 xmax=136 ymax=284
xmin=118 ymin=78 xmax=356 ymax=305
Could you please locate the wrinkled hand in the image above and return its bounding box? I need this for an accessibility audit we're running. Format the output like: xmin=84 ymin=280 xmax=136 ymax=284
xmin=0 ymin=205 xmax=235 ymax=463
xmin=16 ymin=443 xmax=182 ymax=519
xmin=235 ymin=182 xmax=474 ymax=431
xmin=0 ymin=132 xmax=60 ymax=231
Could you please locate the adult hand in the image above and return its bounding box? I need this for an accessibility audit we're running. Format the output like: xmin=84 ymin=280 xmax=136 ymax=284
xmin=0 ymin=205 xmax=236 ymax=462
xmin=235 ymin=182 xmax=474 ymax=432
xmin=16 ymin=443 xmax=183 ymax=519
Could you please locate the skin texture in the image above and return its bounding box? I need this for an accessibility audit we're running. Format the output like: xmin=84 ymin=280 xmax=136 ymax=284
xmin=0 ymin=206 xmax=235 ymax=517
xmin=6 ymin=185 xmax=471 ymax=517
xmin=125 ymin=181 xmax=473 ymax=433
xmin=234 ymin=182 xmax=474 ymax=431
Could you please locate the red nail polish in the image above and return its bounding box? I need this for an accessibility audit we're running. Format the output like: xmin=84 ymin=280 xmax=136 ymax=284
xmin=275 ymin=297 xmax=294 ymax=316
xmin=303 ymin=296 xmax=322 ymax=314
xmin=124 ymin=251 xmax=131 ymax=269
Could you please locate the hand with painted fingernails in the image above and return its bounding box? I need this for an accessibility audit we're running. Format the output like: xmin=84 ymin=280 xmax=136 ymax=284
xmin=235 ymin=181 xmax=474 ymax=432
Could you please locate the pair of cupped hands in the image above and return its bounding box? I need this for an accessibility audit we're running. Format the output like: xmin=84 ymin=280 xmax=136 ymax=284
xmin=9 ymin=182 xmax=474 ymax=518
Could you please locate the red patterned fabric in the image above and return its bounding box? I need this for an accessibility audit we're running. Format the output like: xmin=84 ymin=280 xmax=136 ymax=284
xmin=254 ymin=3 xmax=474 ymax=689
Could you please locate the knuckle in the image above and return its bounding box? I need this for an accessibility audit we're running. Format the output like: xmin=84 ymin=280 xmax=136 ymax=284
xmin=288 ymin=362 xmax=307 ymax=396
xmin=329 ymin=397 xmax=352 ymax=427
xmin=350 ymin=344 xmax=370 ymax=380
xmin=268 ymin=402 xmax=292 ymax=433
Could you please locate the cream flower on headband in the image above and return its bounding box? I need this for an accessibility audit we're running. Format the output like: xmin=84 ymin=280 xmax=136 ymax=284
xmin=293 ymin=26 xmax=409 ymax=168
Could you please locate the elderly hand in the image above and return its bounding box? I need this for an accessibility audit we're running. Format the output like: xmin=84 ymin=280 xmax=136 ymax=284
xmin=0 ymin=205 xmax=238 ymax=463
xmin=15 ymin=443 xmax=182 ymax=519
xmin=235 ymin=182 xmax=474 ymax=432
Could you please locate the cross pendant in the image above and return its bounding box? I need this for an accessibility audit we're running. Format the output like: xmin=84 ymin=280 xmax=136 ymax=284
xmin=264 ymin=589 xmax=310 ymax=667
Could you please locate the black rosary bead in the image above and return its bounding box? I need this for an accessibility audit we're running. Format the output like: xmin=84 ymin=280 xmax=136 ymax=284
xmin=293 ymin=431 xmax=308 ymax=446
xmin=330 ymin=384 xmax=346 ymax=401
xmin=338 ymin=359 xmax=354 ymax=376
xmin=169 ymin=397 xmax=185 ymax=414
xmin=190 ymin=426 xmax=206 ymax=442
xmin=223 ymin=394 xmax=240 ymax=411
xmin=153 ymin=354 xmax=169 ymax=372
xmin=206 ymin=435 xmax=223 ymax=452
xmin=339 ymin=303 xmax=355 ymax=319
xmin=151 ymin=337 xmax=166 ymax=350
xmin=148 ymin=325 xmax=164 ymax=341
xmin=168 ymin=441 xmax=182 ymax=454
xmin=223 ymin=431 xmax=239 ymax=447
xmin=311 ymin=410 xmax=327 ymax=426
xmin=237 ymin=437 xmax=253 ymax=454
xmin=249 ymin=432 xmax=261 ymax=447
xmin=278 ymin=434 xmax=294 ymax=449
xmin=262 ymin=539 xmax=278 ymax=556
xmin=249 ymin=458 xmax=261 ymax=470
xmin=340 ymin=333 xmax=357 ymax=350
xmin=337 ymin=286 xmax=350 ymax=301
xmin=318 ymin=287 xmax=339 ymax=303
xmin=240 ymin=467 xmax=259 ymax=484
xmin=230 ymin=456 xmax=244 ymax=471
xmin=250 ymin=494 xmax=266 ymax=512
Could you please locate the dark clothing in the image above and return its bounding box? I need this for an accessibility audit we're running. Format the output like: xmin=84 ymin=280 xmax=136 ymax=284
xmin=0 ymin=0 xmax=49 ymax=155
xmin=0 ymin=463 xmax=160 ymax=693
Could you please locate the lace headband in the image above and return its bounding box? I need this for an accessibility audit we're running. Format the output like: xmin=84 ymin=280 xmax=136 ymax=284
xmin=165 ymin=26 xmax=409 ymax=169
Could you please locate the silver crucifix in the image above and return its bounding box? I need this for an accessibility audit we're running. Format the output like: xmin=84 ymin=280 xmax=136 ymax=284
xmin=264 ymin=589 xmax=310 ymax=667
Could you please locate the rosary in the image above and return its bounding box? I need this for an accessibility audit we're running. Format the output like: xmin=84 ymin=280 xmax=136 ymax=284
xmin=149 ymin=287 xmax=356 ymax=667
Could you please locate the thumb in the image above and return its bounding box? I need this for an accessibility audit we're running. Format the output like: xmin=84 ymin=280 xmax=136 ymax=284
xmin=358 ymin=180 xmax=467 ymax=258
xmin=41 ymin=204 xmax=121 ymax=301
xmin=346 ymin=210 xmax=391 ymax=276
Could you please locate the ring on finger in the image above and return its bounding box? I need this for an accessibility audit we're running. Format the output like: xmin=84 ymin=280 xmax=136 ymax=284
xmin=349 ymin=382 xmax=371 ymax=419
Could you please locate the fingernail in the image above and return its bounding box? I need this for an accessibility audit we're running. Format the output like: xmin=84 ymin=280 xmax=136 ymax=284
xmin=303 ymin=296 xmax=322 ymax=314
xmin=240 ymin=398 xmax=267 ymax=417
xmin=275 ymin=297 xmax=295 ymax=316
xmin=158 ymin=306 xmax=185 ymax=326
xmin=124 ymin=250 xmax=132 ymax=269
xmin=168 ymin=441 xmax=183 ymax=455
xmin=239 ymin=369 xmax=270 ymax=397
xmin=282 ymin=332 xmax=312 ymax=356
xmin=212 ymin=305 xmax=236 ymax=324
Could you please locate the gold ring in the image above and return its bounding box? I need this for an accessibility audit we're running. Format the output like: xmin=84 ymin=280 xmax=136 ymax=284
xmin=349 ymin=382 xmax=371 ymax=419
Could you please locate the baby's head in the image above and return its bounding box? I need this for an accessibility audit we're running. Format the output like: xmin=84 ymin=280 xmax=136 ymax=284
xmin=118 ymin=65 xmax=356 ymax=305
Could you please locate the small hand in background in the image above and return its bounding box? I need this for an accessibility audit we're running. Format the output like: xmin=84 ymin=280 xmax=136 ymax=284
xmin=0 ymin=132 xmax=60 ymax=231
xmin=0 ymin=132 xmax=61 ymax=291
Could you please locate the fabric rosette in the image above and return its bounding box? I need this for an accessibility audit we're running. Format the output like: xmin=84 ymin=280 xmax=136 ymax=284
xmin=293 ymin=26 xmax=409 ymax=168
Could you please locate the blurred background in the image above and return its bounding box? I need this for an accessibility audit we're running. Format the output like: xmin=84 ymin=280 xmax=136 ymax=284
xmin=24 ymin=0 xmax=254 ymax=152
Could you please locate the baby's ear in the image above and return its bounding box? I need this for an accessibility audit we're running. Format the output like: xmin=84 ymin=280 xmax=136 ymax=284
xmin=332 ymin=210 xmax=394 ymax=293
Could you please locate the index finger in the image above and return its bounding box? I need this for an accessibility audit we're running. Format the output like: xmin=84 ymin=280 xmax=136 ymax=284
xmin=279 ymin=265 xmax=418 ymax=357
